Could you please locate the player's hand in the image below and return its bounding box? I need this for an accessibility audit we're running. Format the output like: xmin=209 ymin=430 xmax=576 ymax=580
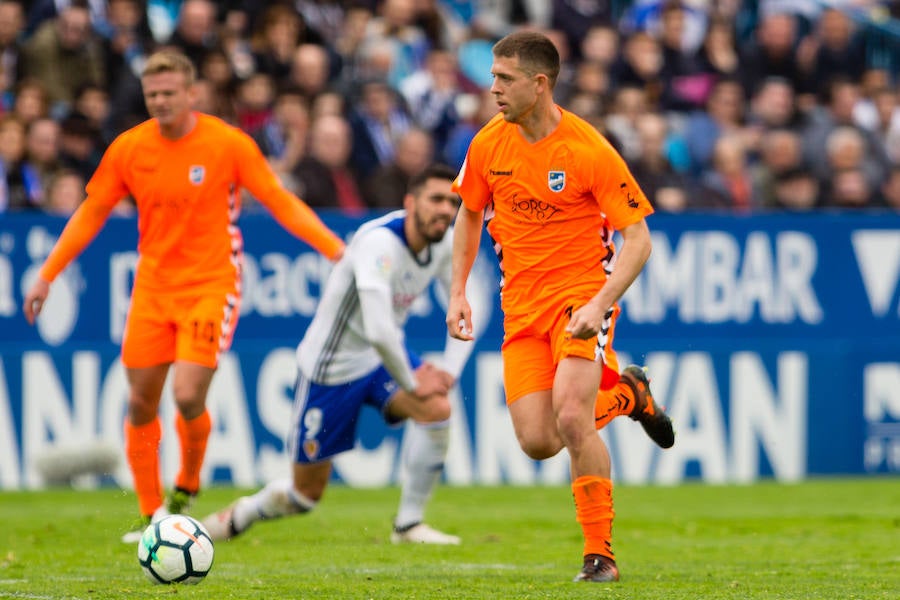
xmin=565 ymin=301 xmax=607 ymax=340
xmin=446 ymin=294 xmax=474 ymax=341
xmin=23 ymin=277 xmax=51 ymax=325
xmin=413 ymin=363 xmax=452 ymax=398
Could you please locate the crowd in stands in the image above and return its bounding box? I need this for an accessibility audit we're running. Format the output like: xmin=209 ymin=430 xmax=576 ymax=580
xmin=0 ymin=0 xmax=898 ymax=216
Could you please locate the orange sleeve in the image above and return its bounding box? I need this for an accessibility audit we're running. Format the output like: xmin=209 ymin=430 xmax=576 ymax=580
xmin=232 ymin=129 xmax=344 ymax=260
xmin=589 ymin=134 xmax=653 ymax=230
xmin=39 ymin=136 xmax=130 ymax=282
xmin=452 ymin=124 xmax=493 ymax=212
xmin=39 ymin=197 xmax=116 ymax=282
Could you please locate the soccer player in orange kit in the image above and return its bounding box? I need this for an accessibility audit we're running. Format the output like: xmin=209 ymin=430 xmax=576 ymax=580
xmin=22 ymin=50 xmax=345 ymax=543
xmin=446 ymin=31 xmax=673 ymax=582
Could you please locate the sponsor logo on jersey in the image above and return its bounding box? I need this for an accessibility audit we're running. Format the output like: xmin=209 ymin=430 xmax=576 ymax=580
xmin=490 ymin=169 xmax=512 ymax=176
xmin=189 ymin=165 xmax=205 ymax=185
xmin=548 ymin=171 xmax=565 ymax=192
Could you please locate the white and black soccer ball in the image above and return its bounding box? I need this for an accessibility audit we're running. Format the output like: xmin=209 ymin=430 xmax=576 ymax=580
xmin=137 ymin=514 xmax=215 ymax=584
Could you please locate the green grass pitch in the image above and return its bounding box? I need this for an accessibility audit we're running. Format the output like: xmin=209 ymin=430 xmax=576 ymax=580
xmin=1 ymin=478 xmax=898 ymax=599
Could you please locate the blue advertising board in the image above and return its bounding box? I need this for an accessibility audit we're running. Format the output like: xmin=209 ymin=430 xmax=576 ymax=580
xmin=0 ymin=211 xmax=898 ymax=490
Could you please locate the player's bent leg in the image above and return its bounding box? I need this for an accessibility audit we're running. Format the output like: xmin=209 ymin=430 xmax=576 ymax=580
xmin=201 ymin=471 xmax=321 ymax=542
xmin=392 ymin=419 xmax=459 ymax=545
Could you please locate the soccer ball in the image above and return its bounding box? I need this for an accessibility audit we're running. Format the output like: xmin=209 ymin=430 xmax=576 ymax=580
xmin=137 ymin=514 xmax=215 ymax=584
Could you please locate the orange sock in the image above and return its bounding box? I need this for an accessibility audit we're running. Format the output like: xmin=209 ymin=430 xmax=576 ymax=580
xmin=174 ymin=410 xmax=211 ymax=494
xmin=594 ymin=381 xmax=636 ymax=430
xmin=124 ymin=417 xmax=163 ymax=517
xmin=572 ymin=475 xmax=615 ymax=560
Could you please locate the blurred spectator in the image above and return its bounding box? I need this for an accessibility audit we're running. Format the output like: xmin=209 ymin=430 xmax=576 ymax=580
xmin=11 ymin=77 xmax=50 ymax=125
xmin=802 ymin=77 xmax=890 ymax=189
xmin=0 ymin=114 xmax=28 ymax=211
xmin=57 ymin=113 xmax=100 ymax=182
xmin=42 ymin=167 xmax=84 ymax=215
xmin=700 ymin=133 xmax=756 ymax=211
xmin=348 ymin=79 xmax=412 ymax=180
xmin=332 ymin=4 xmax=371 ymax=79
xmin=656 ymin=0 xmax=712 ymax=112
xmin=101 ymin=0 xmax=152 ymax=87
xmin=296 ymin=0 xmax=347 ymax=48
xmin=552 ymin=0 xmax=613 ymax=62
xmin=197 ymin=46 xmax=238 ymax=123
xmin=167 ymin=0 xmax=218 ymax=71
xmin=696 ymin=17 xmax=740 ymax=79
xmin=0 ymin=0 xmax=24 ymax=89
xmin=739 ymin=11 xmax=808 ymax=102
xmin=470 ymin=0 xmax=551 ymax=40
xmin=442 ymin=88 xmax=495 ymax=171
xmin=357 ymin=0 xmax=430 ymax=88
xmin=289 ymin=42 xmax=333 ymax=105
xmin=250 ymin=4 xmax=327 ymax=84
xmin=363 ymin=126 xmax=433 ymax=209
xmin=253 ymin=86 xmax=310 ymax=179
xmin=19 ymin=1 xmax=106 ymax=113
xmin=746 ymin=76 xmax=802 ymax=133
xmin=309 ymin=89 xmax=345 ymax=121
xmin=609 ymin=31 xmax=664 ymax=107
xmin=629 ymin=111 xmax=695 ymax=212
xmin=399 ymin=48 xmax=463 ymax=152
xmin=604 ymin=84 xmax=650 ymax=163
xmin=620 ymin=0 xmax=710 ymax=53
xmin=293 ymin=113 xmax=366 ymax=215
xmin=855 ymin=85 xmax=900 ymax=164
xmin=770 ymin=166 xmax=820 ymax=211
xmin=877 ymin=165 xmax=900 ymax=210
xmin=753 ymin=128 xmax=806 ymax=207
xmin=826 ymin=166 xmax=875 ymax=208
xmin=413 ymin=0 xmax=459 ymax=51
xmin=71 ymin=83 xmax=110 ymax=147
xmin=579 ymin=24 xmax=619 ymax=69
xmin=21 ymin=115 xmax=61 ymax=207
xmin=801 ymin=7 xmax=866 ymax=97
xmin=234 ymin=71 xmax=275 ymax=137
xmin=684 ymin=76 xmax=747 ymax=175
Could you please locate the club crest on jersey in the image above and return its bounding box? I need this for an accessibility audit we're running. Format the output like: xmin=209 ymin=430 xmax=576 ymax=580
xmin=303 ymin=439 xmax=319 ymax=460
xmin=548 ymin=171 xmax=566 ymax=192
xmin=189 ymin=165 xmax=205 ymax=185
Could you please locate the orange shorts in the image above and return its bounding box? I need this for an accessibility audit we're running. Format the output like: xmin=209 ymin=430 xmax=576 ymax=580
xmin=121 ymin=286 xmax=240 ymax=369
xmin=501 ymin=295 xmax=621 ymax=404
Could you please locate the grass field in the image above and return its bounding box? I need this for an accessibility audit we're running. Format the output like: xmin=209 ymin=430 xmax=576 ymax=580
xmin=1 ymin=478 xmax=898 ymax=599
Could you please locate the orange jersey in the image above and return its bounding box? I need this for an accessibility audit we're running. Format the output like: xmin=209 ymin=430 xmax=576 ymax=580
xmin=40 ymin=113 xmax=343 ymax=291
xmin=453 ymin=108 xmax=653 ymax=318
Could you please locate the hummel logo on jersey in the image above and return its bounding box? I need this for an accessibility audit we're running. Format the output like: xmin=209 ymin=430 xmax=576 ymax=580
xmin=189 ymin=165 xmax=205 ymax=185
xmin=619 ymin=182 xmax=639 ymax=208
xmin=490 ymin=169 xmax=512 ymax=176
xmin=548 ymin=171 xmax=565 ymax=192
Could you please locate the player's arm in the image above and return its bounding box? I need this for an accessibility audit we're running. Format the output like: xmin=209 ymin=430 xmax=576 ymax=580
xmin=23 ymin=196 xmax=117 ymax=324
xmin=446 ymin=203 xmax=482 ymax=341
xmin=435 ymin=252 xmax=476 ymax=379
xmin=566 ymin=219 xmax=652 ymax=339
xmin=234 ymin=131 xmax=344 ymax=261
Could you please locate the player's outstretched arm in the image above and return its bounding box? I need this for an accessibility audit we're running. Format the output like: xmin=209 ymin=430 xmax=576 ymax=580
xmin=232 ymin=129 xmax=345 ymax=260
xmin=23 ymin=198 xmax=116 ymax=324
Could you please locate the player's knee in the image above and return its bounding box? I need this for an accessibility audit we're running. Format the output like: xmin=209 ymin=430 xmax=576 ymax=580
xmin=516 ymin=431 xmax=563 ymax=460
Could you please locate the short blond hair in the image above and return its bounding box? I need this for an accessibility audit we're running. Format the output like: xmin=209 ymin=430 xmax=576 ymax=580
xmin=142 ymin=50 xmax=196 ymax=84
